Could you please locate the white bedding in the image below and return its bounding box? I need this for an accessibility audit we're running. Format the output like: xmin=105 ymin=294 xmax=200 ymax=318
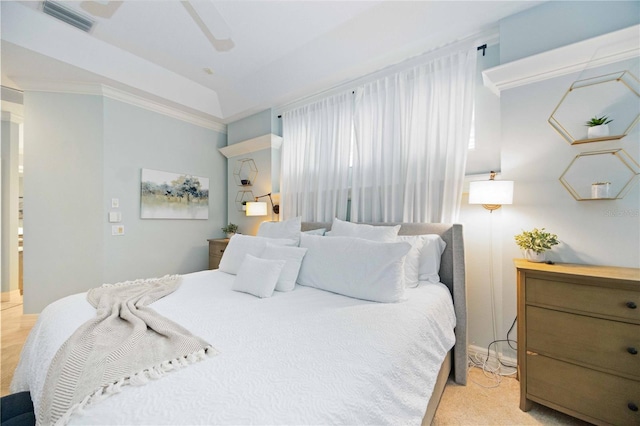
xmin=12 ymin=269 xmax=456 ymax=425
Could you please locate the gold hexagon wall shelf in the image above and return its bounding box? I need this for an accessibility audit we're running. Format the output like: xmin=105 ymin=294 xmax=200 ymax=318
xmin=560 ymin=149 xmax=640 ymax=200
xmin=235 ymin=190 xmax=255 ymax=212
xmin=549 ymin=71 xmax=640 ymax=145
xmin=233 ymin=158 xmax=258 ymax=186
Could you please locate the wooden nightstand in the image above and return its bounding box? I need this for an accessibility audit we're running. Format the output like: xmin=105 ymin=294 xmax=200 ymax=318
xmin=208 ymin=238 xmax=229 ymax=270
xmin=515 ymin=259 xmax=640 ymax=425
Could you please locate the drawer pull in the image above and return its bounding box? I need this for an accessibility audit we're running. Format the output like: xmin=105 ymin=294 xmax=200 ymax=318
xmin=629 ymin=402 xmax=639 ymax=412
xmin=627 ymin=301 xmax=638 ymax=309
xmin=628 ymin=347 xmax=638 ymax=355
xmin=220 ymin=249 xmax=225 ymax=253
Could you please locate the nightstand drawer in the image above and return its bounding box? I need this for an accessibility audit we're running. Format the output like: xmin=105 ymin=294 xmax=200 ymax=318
xmin=527 ymin=306 xmax=640 ymax=379
xmin=527 ymin=354 xmax=640 ymax=426
xmin=208 ymin=239 xmax=229 ymax=270
xmin=526 ymin=278 xmax=640 ymax=322
xmin=209 ymin=254 xmax=223 ymax=270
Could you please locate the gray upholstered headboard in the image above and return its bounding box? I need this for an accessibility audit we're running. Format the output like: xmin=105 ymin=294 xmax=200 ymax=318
xmin=301 ymin=222 xmax=467 ymax=385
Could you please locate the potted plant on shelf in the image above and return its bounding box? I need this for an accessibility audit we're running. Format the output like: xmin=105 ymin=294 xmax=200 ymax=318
xmin=221 ymin=223 xmax=238 ymax=239
xmin=514 ymin=228 xmax=559 ymax=263
xmin=586 ymin=115 xmax=613 ymax=139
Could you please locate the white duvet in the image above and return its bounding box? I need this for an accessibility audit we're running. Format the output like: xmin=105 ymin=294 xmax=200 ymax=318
xmin=12 ymin=270 xmax=456 ymax=425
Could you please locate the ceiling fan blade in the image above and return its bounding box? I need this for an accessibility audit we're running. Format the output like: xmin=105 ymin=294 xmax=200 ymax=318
xmin=80 ymin=1 xmax=123 ymax=19
xmin=181 ymin=1 xmax=235 ymax=53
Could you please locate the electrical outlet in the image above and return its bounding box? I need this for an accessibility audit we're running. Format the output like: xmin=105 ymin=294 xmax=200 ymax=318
xmin=111 ymin=225 xmax=125 ymax=236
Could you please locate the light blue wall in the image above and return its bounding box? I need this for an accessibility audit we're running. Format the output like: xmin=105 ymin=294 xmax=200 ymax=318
xmin=226 ymin=110 xmax=279 ymax=235
xmin=496 ymin=58 xmax=639 ymax=360
xmin=24 ymin=92 xmax=105 ymax=313
xmin=500 ymin=1 xmax=640 ymax=63
xmin=102 ymin=98 xmax=227 ymax=283
xmin=227 ymin=109 xmax=272 ymax=145
xmin=461 ymin=1 xmax=640 ymax=358
xmin=23 ymin=92 xmax=227 ymax=313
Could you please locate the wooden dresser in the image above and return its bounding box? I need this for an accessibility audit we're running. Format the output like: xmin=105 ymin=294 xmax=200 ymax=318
xmin=515 ymin=259 xmax=640 ymax=425
xmin=207 ymin=238 xmax=229 ymax=270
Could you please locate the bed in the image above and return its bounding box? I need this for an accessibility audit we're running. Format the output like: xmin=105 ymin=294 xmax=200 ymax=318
xmin=11 ymin=221 xmax=466 ymax=425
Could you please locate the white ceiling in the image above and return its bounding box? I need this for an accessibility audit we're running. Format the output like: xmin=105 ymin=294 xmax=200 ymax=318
xmin=1 ymin=1 xmax=542 ymax=126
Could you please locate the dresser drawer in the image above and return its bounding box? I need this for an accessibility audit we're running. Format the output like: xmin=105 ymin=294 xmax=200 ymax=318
xmin=527 ymin=354 xmax=640 ymax=425
xmin=527 ymin=306 xmax=640 ymax=379
xmin=526 ymin=278 xmax=640 ymax=322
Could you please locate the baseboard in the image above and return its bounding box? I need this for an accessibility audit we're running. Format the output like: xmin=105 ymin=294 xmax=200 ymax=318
xmin=468 ymin=344 xmax=517 ymax=371
xmin=1 ymin=289 xmax=21 ymax=302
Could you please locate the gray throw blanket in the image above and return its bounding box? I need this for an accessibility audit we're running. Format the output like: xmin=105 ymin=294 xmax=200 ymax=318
xmin=38 ymin=275 xmax=217 ymax=425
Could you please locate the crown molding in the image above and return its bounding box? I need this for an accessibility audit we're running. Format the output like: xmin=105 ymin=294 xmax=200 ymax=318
xmin=219 ymin=134 xmax=283 ymax=158
xmin=1 ymin=111 xmax=24 ymax=124
xmin=100 ymin=86 xmax=227 ymax=133
xmin=12 ymin=79 xmax=227 ymax=133
xmin=483 ymin=24 xmax=640 ymax=96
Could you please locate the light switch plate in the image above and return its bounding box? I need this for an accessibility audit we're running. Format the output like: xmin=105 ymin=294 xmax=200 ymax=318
xmin=111 ymin=225 xmax=125 ymax=236
xmin=108 ymin=211 xmax=122 ymax=223
xmin=111 ymin=198 xmax=119 ymax=208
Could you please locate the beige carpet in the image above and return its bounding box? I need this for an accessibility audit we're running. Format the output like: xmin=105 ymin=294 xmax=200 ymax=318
xmin=433 ymin=367 xmax=591 ymax=425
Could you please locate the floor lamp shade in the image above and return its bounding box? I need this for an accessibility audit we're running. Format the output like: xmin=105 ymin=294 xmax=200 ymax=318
xmin=246 ymin=201 xmax=268 ymax=216
xmin=469 ymin=180 xmax=514 ymax=211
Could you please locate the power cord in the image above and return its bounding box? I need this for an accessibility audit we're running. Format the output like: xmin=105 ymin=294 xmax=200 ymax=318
xmin=468 ymin=316 xmax=518 ymax=388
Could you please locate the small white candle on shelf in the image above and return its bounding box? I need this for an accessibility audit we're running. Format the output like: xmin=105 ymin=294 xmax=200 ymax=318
xmin=591 ymin=182 xmax=611 ymax=199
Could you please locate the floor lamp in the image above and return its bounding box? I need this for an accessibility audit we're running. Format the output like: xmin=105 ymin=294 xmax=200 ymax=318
xmin=468 ymin=172 xmax=514 ymax=368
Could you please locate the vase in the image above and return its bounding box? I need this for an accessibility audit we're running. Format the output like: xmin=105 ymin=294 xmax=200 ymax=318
xmin=524 ymin=250 xmax=546 ymax=263
xmin=587 ymin=124 xmax=609 ymax=139
xmin=226 ymin=232 xmax=236 ymax=239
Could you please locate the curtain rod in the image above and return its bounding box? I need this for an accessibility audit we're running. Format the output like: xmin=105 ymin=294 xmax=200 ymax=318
xmin=277 ymin=42 xmax=489 ymax=119
xmin=275 ymin=27 xmax=498 ymax=117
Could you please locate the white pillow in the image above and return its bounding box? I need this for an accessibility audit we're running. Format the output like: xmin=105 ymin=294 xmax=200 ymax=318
xmin=396 ymin=235 xmax=429 ymax=287
xmin=232 ymin=254 xmax=285 ymax=298
xmin=257 ymin=216 xmax=302 ymax=244
xmin=261 ymin=244 xmax=308 ymax=292
xmin=418 ymin=235 xmax=447 ymax=283
xmin=303 ymin=228 xmax=326 ymax=236
xmin=328 ymin=218 xmax=400 ymax=242
xmin=219 ymin=234 xmax=297 ymax=275
xmin=298 ymin=234 xmax=411 ymax=303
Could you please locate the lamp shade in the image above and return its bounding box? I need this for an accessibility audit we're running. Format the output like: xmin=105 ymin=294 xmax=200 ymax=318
xmin=469 ymin=180 xmax=514 ymax=205
xmin=246 ymin=201 xmax=268 ymax=217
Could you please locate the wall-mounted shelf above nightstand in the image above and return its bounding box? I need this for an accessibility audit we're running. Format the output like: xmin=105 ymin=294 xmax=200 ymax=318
xmin=233 ymin=158 xmax=257 ymax=187
xmin=548 ymin=71 xmax=639 ymax=145
xmin=219 ymin=134 xmax=283 ymax=158
xmin=560 ymin=149 xmax=640 ymax=201
xmin=235 ymin=190 xmax=255 ymax=212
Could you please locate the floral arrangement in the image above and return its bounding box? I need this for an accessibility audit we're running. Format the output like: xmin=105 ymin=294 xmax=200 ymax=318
xmin=514 ymin=228 xmax=559 ymax=254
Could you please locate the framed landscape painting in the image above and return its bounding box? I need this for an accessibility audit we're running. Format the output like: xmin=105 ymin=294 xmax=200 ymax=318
xmin=140 ymin=169 xmax=209 ymax=219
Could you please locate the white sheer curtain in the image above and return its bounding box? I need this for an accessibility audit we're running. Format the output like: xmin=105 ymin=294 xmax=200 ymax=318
xmin=280 ymin=92 xmax=353 ymax=221
xmin=351 ymin=49 xmax=476 ymax=223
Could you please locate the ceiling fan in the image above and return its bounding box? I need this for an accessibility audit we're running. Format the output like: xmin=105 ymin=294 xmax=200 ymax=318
xmin=80 ymin=1 xmax=122 ymax=19
xmin=73 ymin=0 xmax=235 ymax=53
xmin=181 ymin=1 xmax=235 ymax=53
